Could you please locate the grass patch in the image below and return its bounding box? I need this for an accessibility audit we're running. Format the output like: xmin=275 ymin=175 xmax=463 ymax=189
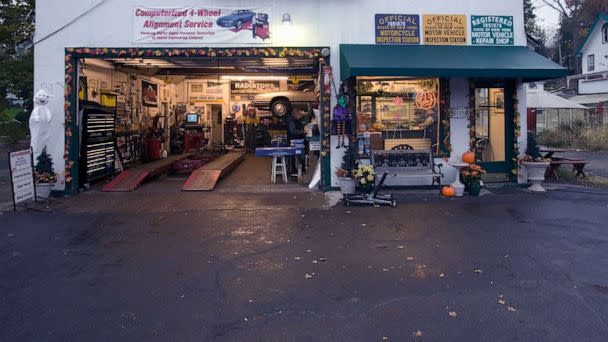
xmin=584 ymin=176 xmax=608 ymax=188
xmin=0 ymin=108 xmax=23 ymax=122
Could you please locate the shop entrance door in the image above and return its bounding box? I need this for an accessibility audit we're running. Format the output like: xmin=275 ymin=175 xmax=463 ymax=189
xmin=210 ymin=104 xmax=223 ymax=145
xmin=473 ymin=87 xmax=512 ymax=173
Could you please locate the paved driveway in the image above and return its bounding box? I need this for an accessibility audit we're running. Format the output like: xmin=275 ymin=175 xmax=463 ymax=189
xmin=1 ymin=183 xmax=608 ymax=341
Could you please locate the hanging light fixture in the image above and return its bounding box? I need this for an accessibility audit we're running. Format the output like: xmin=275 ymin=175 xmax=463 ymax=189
xmin=282 ymin=13 xmax=292 ymax=28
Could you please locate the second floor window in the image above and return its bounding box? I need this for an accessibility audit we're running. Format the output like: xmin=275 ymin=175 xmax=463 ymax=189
xmin=603 ymin=23 xmax=608 ymax=44
xmin=588 ymin=54 xmax=595 ymax=72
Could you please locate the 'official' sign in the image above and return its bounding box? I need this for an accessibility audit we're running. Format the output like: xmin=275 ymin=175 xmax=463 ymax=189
xmin=375 ymin=14 xmax=420 ymax=45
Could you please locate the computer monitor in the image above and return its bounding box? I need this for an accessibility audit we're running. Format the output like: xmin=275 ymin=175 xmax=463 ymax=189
xmin=186 ymin=114 xmax=199 ymax=123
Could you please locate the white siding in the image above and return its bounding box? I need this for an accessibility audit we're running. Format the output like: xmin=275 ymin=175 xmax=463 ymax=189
xmin=581 ymin=18 xmax=608 ymax=75
xmin=35 ymin=0 xmax=527 ymax=190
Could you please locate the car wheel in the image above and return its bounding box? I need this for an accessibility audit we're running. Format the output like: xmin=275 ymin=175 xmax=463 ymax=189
xmin=271 ymin=100 xmax=291 ymax=117
xmin=236 ymin=20 xmax=243 ymax=30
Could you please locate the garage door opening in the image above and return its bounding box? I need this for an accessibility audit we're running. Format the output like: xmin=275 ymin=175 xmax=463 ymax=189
xmin=73 ymin=49 xmax=328 ymax=192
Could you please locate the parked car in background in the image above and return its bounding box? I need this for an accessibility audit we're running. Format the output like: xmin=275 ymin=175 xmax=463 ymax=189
xmin=252 ymin=81 xmax=318 ymax=117
xmin=216 ymin=10 xmax=255 ymax=30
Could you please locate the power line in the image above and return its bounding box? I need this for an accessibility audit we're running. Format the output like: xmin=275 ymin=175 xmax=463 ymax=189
xmin=32 ymin=0 xmax=108 ymax=46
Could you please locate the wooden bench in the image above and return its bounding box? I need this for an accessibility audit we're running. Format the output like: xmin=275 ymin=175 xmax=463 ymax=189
xmin=546 ymin=159 xmax=589 ymax=179
xmin=371 ymin=149 xmax=443 ymax=188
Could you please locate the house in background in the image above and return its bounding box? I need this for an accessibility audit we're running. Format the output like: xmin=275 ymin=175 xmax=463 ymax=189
xmin=563 ymin=12 xmax=608 ymax=126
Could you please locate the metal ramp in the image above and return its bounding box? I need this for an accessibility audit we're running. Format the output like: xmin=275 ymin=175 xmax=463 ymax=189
xmin=182 ymin=152 xmax=245 ymax=191
xmin=102 ymin=153 xmax=192 ymax=192
xmin=102 ymin=169 xmax=150 ymax=192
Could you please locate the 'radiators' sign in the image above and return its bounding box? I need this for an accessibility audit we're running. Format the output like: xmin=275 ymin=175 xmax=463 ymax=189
xmin=471 ymin=15 xmax=514 ymax=45
xmin=422 ymin=15 xmax=467 ymax=45
xmin=375 ymin=14 xmax=420 ymax=45
xmin=133 ymin=7 xmax=272 ymax=44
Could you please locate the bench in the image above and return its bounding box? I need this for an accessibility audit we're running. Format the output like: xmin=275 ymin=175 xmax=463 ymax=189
xmin=371 ymin=149 xmax=443 ymax=188
xmin=546 ymin=159 xmax=589 ymax=179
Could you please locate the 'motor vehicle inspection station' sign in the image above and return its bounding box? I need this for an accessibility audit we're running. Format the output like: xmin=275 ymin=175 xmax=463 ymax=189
xmin=9 ymin=149 xmax=35 ymax=205
xmin=375 ymin=14 xmax=420 ymax=45
xmin=422 ymin=15 xmax=467 ymax=45
xmin=471 ymin=15 xmax=514 ymax=45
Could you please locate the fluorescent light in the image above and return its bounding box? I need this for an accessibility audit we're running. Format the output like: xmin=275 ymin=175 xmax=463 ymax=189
xmin=220 ymin=75 xmax=288 ymax=81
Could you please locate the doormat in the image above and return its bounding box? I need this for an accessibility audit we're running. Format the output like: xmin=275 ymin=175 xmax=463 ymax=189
xmin=485 ymin=186 xmax=530 ymax=195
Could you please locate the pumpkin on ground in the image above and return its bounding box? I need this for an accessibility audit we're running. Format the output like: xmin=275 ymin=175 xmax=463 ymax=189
xmin=462 ymin=151 xmax=476 ymax=164
xmin=441 ymin=185 xmax=456 ymax=197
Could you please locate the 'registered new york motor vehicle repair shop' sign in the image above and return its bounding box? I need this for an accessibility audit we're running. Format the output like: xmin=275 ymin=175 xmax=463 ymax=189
xmin=134 ymin=7 xmax=272 ymax=44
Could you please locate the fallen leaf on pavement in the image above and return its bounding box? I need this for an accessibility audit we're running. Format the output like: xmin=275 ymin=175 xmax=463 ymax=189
xmin=312 ymin=260 xmax=318 ymax=264
xmin=507 ymin=306 xmax=517 ymax=312
xmin=406 ymin=256 xmax=414 ymax=261
xmin=305 ymin=249 xmax=311 ymax=253
xmin=498 ymin=299 xmax=506 ymax=305
xmin=439 ymin=273 xmax=445 ymax=278
xmin=382 ymin=337 xmax=389 ymax=341
xmin=305 ymin=273 xmax=313 ymax=279
xmin=474 ymin=269 xmax=483 ymax=274
xmin=413 ymin=330 xmax=423 ymax=337
xmin=361 ymin=224 xmax=367 ymax=227
xmin=397 ymin=245 xmax=404 ymax=249
xmin=449 ymin=311 xmax=457 ymax=317
xmin=294 ymin=257 xmax=301 ymax=260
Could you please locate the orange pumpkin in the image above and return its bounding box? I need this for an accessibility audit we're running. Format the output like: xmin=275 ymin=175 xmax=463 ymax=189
xmin=441 ymin=186 xmax=456 ymax=197
xmin=462 ymin=151 xmax=476 ymax=164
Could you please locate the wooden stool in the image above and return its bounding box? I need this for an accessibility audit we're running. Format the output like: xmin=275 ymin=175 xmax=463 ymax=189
xmin=271 ymin=155 xmax=288 ymax=183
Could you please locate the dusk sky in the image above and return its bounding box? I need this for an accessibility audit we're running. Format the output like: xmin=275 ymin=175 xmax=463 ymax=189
xmin=533 ymin=0 xmax=561 ymax=31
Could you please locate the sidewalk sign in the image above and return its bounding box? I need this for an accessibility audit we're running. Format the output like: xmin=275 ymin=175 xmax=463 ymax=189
xmin=8 ymin=148 xmax=37 ymax=211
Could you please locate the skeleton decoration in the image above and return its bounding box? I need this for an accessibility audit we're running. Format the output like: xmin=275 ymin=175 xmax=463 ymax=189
xmin=29 ymin=89 xmax=54 ymax=159
xmin=332 ymin=85 xmax=352 ymax=149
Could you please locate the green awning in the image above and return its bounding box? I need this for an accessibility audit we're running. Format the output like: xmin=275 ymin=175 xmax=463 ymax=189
xmin=340 ymin=44 xmax=567 ymax=81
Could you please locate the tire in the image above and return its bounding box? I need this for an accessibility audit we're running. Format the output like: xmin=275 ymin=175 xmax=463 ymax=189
xmin=271 ymin=100 xmax=291 ymax=117
xmin=236 ymin=20 xmax=243 ymax=30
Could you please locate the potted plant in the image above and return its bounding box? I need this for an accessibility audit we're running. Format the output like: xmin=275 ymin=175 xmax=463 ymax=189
xmin=520 ymin=133 xmax=550 ymax=192
xmin=353 ymin=164 xmax=376 ymax=194
xmin=34 ymin=147 xmax=57 ymax=198
xmin=336 ymin=142 xmax=358 ymax=194
xmin=460 ymin=164 xmax=486 ymax=196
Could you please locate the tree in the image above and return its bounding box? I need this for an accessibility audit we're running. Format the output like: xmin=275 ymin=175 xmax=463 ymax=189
xmin=0 ymin=0 xmax=34 ymax=113
xmin=523 ymin=0 xmax=552 ymax=58
xmin=542 ymin=0 xmax=608 ymax=73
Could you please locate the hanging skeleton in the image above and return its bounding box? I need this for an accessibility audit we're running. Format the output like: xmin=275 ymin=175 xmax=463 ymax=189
xmin=332 ymin=89 xmax=352 ymax=149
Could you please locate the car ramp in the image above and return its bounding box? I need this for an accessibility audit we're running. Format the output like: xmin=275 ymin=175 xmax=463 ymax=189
xmin=182 ymin=152 xmax=245 ymax=191
xmin=102 ymin=153 xmax=192 ymax=192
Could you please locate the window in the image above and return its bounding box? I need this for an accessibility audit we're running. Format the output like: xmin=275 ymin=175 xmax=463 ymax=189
xmin=588 ymin=54 xmax=595 ymax=72
xmin=603 ymin=23 xmax=608 ymax=44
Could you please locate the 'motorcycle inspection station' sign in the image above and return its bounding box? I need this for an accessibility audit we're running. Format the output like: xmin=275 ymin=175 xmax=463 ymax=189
xmin=471 ymin=15 xmax=514 ymax=45
xmin=375 ymin=14 xmax=420 ymax=45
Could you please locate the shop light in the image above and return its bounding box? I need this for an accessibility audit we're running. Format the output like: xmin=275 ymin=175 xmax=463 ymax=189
xmin=220 ymin=75 xmax=289 ymax=81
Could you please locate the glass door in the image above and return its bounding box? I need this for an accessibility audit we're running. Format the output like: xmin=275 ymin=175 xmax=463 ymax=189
xmin=473 ymin=87 xmax=510 ymax=173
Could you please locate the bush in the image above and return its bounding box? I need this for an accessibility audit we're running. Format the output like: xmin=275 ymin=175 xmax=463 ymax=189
xmin=537 ymin=128 xmax=572 ymax=147
xmin=576 ymin=127 xmax=608 ymax=151
xmin=537 ymin=124 xmax=608 ymax=151
xmin=0 ymin=122 xmax=28 ymax=147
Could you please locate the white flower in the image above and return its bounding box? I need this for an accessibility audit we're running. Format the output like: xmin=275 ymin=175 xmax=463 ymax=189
xmin=361 ymin=178 xmax=367 ymax=185
xmin=367 ymin=175 xmax=374 ymax=182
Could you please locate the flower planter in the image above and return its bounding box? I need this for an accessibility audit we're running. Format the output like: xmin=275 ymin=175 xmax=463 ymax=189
xmin=468 ymin=181 xmax=481 ymax=196
xmin=338 ymin=177 xmax=356 ymax=195
xmin=522 ymin=161 xmax=550 ymax=192
xmin=35 ymin=183 xmax=54 ymax=199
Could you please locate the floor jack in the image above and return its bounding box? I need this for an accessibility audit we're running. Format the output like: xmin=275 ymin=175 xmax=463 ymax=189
xmin=343 ymin=171 xmax=397 ymax=207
